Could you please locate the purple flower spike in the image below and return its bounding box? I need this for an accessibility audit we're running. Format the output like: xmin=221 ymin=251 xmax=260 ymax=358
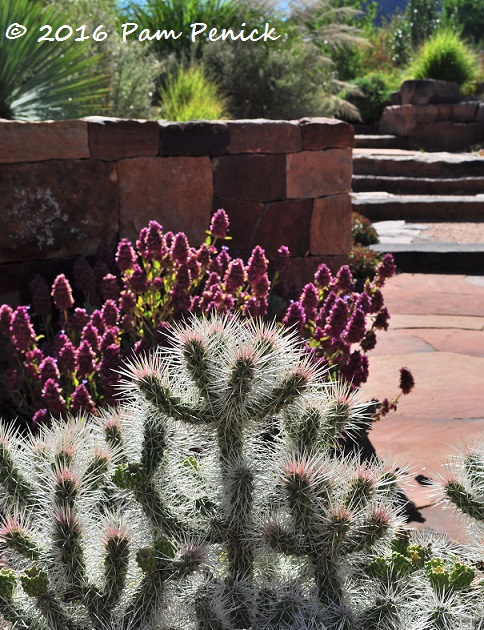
xmin=10 ymin=306 xmax=37 ymax=353
xmin=116 ymin=239 xmax=137 ymax=272
xmin=71 ymin=308 xmax=89 ymax=331
xmin=247 ymin=246 xmax=268 ymax=284
xmin=300 ymin=283 xmax=319 ymax=320
xmin=355 ymin=292 xmax=372 ymax=315
xmin=243 ymin=296 xmax=267 ymax=318
xmin=30 ymin=275 xmax=51 ymax=316
xmin=334 ymin=265 xmax=353 ymax=294
xmin=253 ymin=274 xmax=270 ymax=299
xmin=102 ymin=274 xmax=120 ymax=301
xmin=127 ymin=265 xmax=148 ymax=294
xmin=175 ymin=264 xmax=191 ymax=291
xmin=324 ymin=297 xmax=349 ymax=338
xmin=0 ymin=304 xmax=13 ymax=336
xmin=82 ymin=323 xmax=100 ymax=352
xmin=146 ymin=220 xmax=164 ymax=259
xmin=101 ymin=327 xmax=119 ymax=353
xmin=196 ymin=243 xmax=213 ymax=267
xmin=188 ymin=256 xmax=201 ymax=281
xmin=77 ymin=341 xmax=96 ymax=377
xmin=58 ymin=341 xmax=77 ymax=372
xmin=343 ymin=308 xmax=366 ymax=344
xmin=370 ymin=289 xmax=384 ymax=313
xmin=282 ymin=301 xmax=306 ymax=334
xmin=51 ymin=274 xmax=74 ymax=311
xmin=101 ymin=300 xmax=119 ymax=327
xmin=119 ymin=290 xmax=136 ymax=312
xmin=314 ymin=263 xmax=332 ymax=289
xmin=172 ymin=232 xmax=189 ymax=264
xmin=210 ymin=209 xmax=230 ymax=239
xmin=399 ymin=367 xmax=415 ymax=395
xmin=275 ymin=246 xmax=290 ymax=273
xmin=71 ymin=383 xmax=96 ymax=414
xmin=224 ymin=259 xmax=247 ymax=294
xmin=375 ymin=253 xmax=396 ymax=285
xmin=39 ymin=357 xmax=60 ymax=384
xmin=32 ymin=408 xmax=49 ymax=426
xmin=42 ymin=379 xmax=66 ymax=415
xmin=216 ymin=249 xmax=231 ymax=276
xmin=373 ymin=306 xmax=390 ymax=331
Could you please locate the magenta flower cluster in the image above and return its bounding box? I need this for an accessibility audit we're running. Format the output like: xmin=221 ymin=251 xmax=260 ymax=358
xmin=282 ymin=253 xmax=396 ymax=389
xmin=0 ymin=210 xmax=274 ymax=426
xmin=0 ymin=209 xmax=402 ymax=427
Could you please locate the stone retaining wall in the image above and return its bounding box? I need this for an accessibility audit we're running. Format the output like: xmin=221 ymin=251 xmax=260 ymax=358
xmin=0 ymin=117 xmax=354 ymax=305
xmin=380 ymin=80 xmax=484 ymax=152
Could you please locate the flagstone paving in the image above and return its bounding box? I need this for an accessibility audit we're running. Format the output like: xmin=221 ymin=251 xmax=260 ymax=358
xmin=361 ymin=273 xmax=484 ymax=543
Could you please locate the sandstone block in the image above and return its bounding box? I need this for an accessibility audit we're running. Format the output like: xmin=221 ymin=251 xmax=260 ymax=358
xmin=286 ymin=149 xmax=352 ymax=199
xmin=0 ymin=160 xmax=118 ymax=264
xmin=118 ymin=157 xmax=212 ymax=245
xmin=160 ymin=121 xmax=229 ymax=156
xmin=310 ymin=194 xmax=352 ymax=256
xmin=252 ymin=199 xmax=313 ymax=258
xmin=409 ymin=121 xmax=484 ymax=152
xmin=282 ymin=255 xmax=348 ymax=297
xmin=298 ymin=117 xmax=354 ymax=150
xmin=415 ymin=105 xmax=439 ymax=124
xmin=87 ymin=117 xmax=160 ymax=160
xmin=401 ymin=79 xmax=461 ymax=105
xmin=379 ymin=105 xmax=417 ymax=136
xmin=477 ymin=103 xmax=484 ymax=124
xmin=0 ymin=120 xmax=88 ymax=164
xmin=213 ymin=154 xmax=286 ymax=202
xmin=227 ymin=119 xmax=301 ymax=153
xmin=450 ymin=102 xmax=479 ymax=122
xmin=212 ymin=198 xmax=264 ymax=252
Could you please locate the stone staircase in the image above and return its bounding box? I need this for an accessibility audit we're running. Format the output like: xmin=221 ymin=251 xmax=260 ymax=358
xmin=351 ymin=138 xmax=484 ymax=274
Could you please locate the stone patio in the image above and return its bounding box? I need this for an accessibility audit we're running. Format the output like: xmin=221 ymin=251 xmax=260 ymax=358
xmin=361 ymin=273 xmax=484 ymax=543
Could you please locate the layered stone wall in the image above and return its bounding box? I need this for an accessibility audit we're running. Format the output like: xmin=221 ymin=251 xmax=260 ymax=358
xmin=380 ymin=80 xmax=484 ymax=152
xmin=0 ymin=117 xmax=354 ymax=304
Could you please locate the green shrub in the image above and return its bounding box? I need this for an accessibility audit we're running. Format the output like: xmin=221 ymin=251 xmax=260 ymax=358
xmin=408 ymin=29 xmax=478 ymax=88
xmin=352 ymin=212 xmax=380 ymax=246
xmin=346 ymin=72 xmax=395 ymax=124
xmin=158 ymin=66 xmax=230 ymax=121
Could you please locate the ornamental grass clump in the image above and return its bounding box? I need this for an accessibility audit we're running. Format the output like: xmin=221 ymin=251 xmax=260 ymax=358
xmin=0 ymin=316 xmax=478 ymax=629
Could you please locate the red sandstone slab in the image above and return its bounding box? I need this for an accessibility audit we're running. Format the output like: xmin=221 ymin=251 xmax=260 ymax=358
xmin=362 ymin=352 xmax=484 ymax=420
xmin=369 ymin=328 xmax=436 ymax=357
xmin=382 ymin=273 xmax=484 ymax=317
xmin=0 ymin=120 xmax=88 ymax=164
xmin=283 ymin=255 xmax=348 ymax=295
xmin=227 ymin=119 xmax=301 ymax=154
xmin=406 ymin=328 xmax=484 ymax=358
xmin=160 ymin=120 xmax=229 ymax=156
xmin=389 ymin=314 xmax=484 ymax=330
xmin=212 ymin=197 xmax=265 ymax=252
xmin=414 ymin=505 xmax=472 ymax=544
xmin=87 ymin=117 xmax=160 ymax=160
xmin=252 ymin=199 xmax=313 ymax=258
xmin=379 ymin=105 xmax=417 ymax=136
xmin=118 ymin=157 xmax=212 ymax=245
xmin=213 ymin=154 xmax=286 ymax=202
xmin=0 ymin=160 xmax=118 ymax=263
xmin=286 ymin=149 xmax=352 ymax=199
xmin=310 ymin=194 xmax=352 ymax=256
xmin=298 ymin=118 xmax=354 ymax=150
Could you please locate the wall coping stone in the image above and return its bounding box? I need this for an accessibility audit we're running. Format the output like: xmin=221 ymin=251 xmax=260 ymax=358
xmin=0 ymin=119 xmax=89 ymax=164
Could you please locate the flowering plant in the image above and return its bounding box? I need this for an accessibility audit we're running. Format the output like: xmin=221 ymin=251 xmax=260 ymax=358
xmin=0 ymin=210 xmax=409 ymax=427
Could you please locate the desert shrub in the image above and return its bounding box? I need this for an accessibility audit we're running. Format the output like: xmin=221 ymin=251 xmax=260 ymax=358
xmin=158 ymin=66 xmax=230 ymax=121
xmin=0 ymin=315 xmax=479 ymax=629
xmin=408 ymin=29 xmax=479 ymax=88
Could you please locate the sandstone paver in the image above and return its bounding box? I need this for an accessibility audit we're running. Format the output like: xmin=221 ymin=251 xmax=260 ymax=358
xmin=362 ymin=273 xmax=484 ymax=542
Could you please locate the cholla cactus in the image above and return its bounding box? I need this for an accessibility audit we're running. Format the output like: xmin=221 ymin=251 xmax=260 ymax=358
xmin=0 ymin=316 xmax=480 ymax=629
xmin=434 ymin=437 xmax=484 ymax=575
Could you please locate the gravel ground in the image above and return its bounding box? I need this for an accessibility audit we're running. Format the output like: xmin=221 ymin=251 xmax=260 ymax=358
xmin=415 ymin=222 xmax=484 ymax=243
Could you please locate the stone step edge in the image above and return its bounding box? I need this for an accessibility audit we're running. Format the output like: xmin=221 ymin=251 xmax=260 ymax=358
xmin=370 ymin=242 xmax=484 ymax=275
